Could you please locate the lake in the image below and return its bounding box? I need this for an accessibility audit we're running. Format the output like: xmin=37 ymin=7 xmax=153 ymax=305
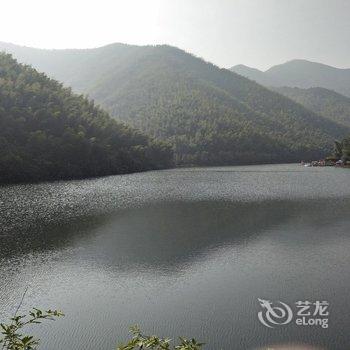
xmin=1 ymin=164 xmax=350 ymax=350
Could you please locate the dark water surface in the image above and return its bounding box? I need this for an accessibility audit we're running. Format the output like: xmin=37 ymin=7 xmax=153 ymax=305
xmin=1 ymin=164 xmax=350 ymax=350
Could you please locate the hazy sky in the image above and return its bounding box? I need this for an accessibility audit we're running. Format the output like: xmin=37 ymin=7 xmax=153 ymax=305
xmin=1 ymin=0 xmax=349 ymax=70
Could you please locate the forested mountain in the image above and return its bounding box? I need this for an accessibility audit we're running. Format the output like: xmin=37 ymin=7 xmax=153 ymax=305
xmin=274 ymin=87 xmax=350 ymax=128
xmin=1 ymin=42 xmax=349 ymax=165
xmin=230 ymin=60 xmax=350 ymax=97
xmin=0 ymin=53 xmax=173 ymax=184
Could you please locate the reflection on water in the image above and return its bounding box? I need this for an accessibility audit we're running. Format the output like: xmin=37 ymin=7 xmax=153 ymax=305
xmin=0 ymin=164 xmax=350 ymax=350
xmin=257 ymin=345 xmax=324 ymax=350
xmin=2 ymin=198 xmax=349 ymax=270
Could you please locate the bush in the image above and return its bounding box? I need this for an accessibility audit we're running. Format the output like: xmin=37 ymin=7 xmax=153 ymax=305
xmin=1 ymin=310 xmax=204 ymax=350
xmin=0 ymin=308 xmax=63 ymax=350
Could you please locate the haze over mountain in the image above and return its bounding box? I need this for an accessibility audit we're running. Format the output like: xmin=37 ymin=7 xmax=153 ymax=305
xmin=231 ymin=59 xmax=350 ymax=98
xmin=230 ymin=64 xmax=269 ymax=86
xmin=274 ymin=86 xmax=350 ymax=129
xmin=0 ymin=53 xmax=172 ymax=184
xmin=1 ymin=42 xmax=348 ymax=165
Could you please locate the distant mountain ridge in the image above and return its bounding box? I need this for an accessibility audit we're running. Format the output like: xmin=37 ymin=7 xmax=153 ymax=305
xmin=230 ymin=64 xmax=269 ymax=86
xmin=230 ymin=59 xmax=350 ymax=97
xmin=1 ymin=42 xmax=349 ymax=165
xmin=0 ymin=41 xmax=143 ymax=92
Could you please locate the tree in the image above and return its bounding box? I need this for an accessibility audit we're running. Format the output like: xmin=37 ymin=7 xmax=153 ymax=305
xmin=0 ymin=309 xmax=63 ymax=350
xmin=117 ymin=326 xmax=204 ymax=350
xmin=1 ymin=312 xmax=204 ymax=350
xmin=333 ymin=137 xmax=350 ymax=162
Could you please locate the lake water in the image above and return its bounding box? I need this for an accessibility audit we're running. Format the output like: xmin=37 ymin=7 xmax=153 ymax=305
xmin=1 ymin=164 xmax=350 ymax=350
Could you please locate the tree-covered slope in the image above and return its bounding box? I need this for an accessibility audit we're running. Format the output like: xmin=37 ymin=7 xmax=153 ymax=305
xmin=274 ymin=86 xmax=350 ymax=128
xmin=231 ymin=59 xmax=350 ymax=97
xmin=92 ymin=46 xmax=350 ymax=165
xmin=2 ymin=43 xmax=349 ymax=165
xmin=0 ymin=53 xmax=173 ymax=184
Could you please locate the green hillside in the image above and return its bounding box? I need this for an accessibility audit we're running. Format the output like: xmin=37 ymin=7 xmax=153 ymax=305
xmin=1 ymin=43 xmax=349 ymax=165
xmin=0 ymin=53 xmax=173 ymax=184
xmin=274 ymin=86 xmax=350 ymax=128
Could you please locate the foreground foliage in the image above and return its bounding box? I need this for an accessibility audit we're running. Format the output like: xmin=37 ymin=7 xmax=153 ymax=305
xmin=117 ymin=326 xmax=204 ymax=350
xmin=0 ymin=308 xmax=63 ymax=350
xmin=0 ymin=53 xmax=173 ymax=184
xmin=0 ymin=310 xmax=203 ymax=350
